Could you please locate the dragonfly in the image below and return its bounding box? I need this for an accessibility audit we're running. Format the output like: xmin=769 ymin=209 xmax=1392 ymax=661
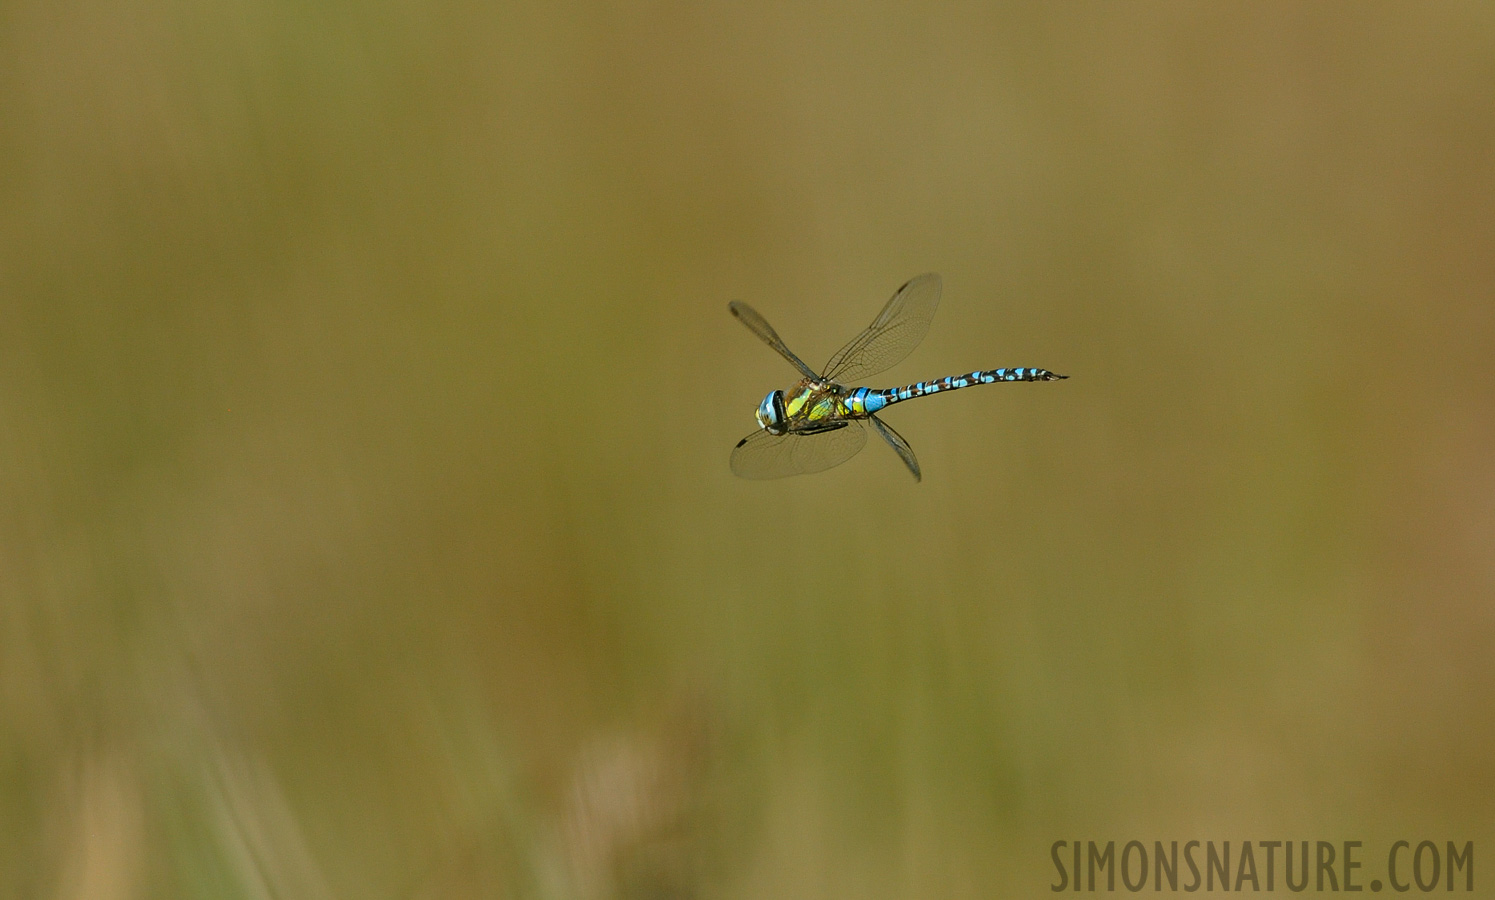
xmin=730 ymin=273 xmax=1066 ymax=481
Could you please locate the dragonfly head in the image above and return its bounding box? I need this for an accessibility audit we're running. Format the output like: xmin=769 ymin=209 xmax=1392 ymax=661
xmin=756 ymin=389 xmax=788 ymax=435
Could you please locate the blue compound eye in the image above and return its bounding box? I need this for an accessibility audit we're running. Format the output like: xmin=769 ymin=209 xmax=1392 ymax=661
xmin=756 ymin=390 xmax=787 ymax=434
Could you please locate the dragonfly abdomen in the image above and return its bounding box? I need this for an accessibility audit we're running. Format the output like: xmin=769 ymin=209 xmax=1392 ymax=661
xmin=850 ymin=368 xmax=1066 ymax=413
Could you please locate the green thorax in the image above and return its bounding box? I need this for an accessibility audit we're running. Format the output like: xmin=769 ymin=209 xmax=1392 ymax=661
xmin=782 ymin=379 xmax=854 ymax=427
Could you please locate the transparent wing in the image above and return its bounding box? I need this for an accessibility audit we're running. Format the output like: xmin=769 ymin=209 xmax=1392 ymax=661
xmin=729 ymin=301 xmax=820 ymax=380
xmin=868 ymin=414 xmax=921 ymax=482
xmin=822 ymin=273 xmax=942 ymax=384
xmin=730 ymin=420 xmax=869 ymax=480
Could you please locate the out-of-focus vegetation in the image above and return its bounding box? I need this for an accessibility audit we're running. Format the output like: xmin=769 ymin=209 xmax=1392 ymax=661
xmin=3 ymin=3 xmax=1493 ymax=898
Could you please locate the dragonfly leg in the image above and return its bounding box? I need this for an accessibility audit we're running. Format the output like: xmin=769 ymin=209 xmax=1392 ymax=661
xmin=792 ymin=421 xmax=850 ymax=436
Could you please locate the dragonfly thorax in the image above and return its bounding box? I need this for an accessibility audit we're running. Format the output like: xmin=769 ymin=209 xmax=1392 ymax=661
xmin=758 ymin=378 xmax=860 ymax=435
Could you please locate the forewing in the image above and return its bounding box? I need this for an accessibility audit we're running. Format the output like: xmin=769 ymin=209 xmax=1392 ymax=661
xmin=868 ymin=414 xmax=921 ymax=482
xmin=730 ymin=421 xmax=869 ymax=480
xmin=822 ymin=273 xmax=942 ymax=384
xmin=729 ymin=301 xmax=820 ymax=380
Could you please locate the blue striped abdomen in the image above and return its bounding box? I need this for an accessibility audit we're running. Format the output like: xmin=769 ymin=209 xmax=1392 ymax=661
xmin=847 ymin=367 xmax=1066 ymax=414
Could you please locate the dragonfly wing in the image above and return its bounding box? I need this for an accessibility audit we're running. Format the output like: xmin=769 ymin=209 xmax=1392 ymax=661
xmin=822 ymin=273 xmax=942 ymax=384
xmin=730 ymin=420 xmax=869 ymax=479
xmin=868 ymin=414 xmax=921 ymax=482
xmin=729 ymin=301 xmax=820 ymax=381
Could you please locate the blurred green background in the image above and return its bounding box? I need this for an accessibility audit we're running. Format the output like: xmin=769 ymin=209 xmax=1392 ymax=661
xmin=4 ymin=2 xmax=1494 ymax=898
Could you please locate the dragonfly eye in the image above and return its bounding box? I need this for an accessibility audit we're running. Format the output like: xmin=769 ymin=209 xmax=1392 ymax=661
xmin=756 ymin=390 xmax=788 ymax=435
